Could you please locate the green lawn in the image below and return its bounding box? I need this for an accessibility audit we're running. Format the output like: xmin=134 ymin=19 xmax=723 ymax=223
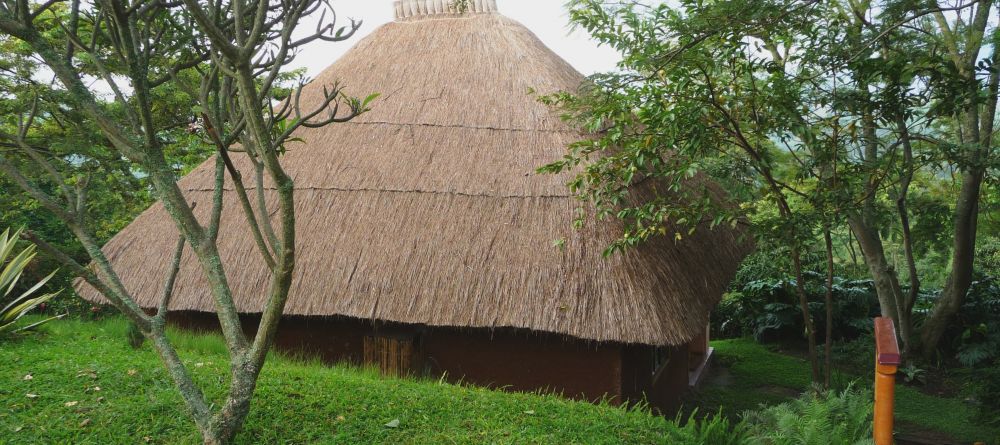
xmin=4 ymin=318 xmax=995 ymax=444
xmin=0 ymin=317 xmax=676 ymax=444
xmin=696 ymin=339 xmax=1000 ymax=444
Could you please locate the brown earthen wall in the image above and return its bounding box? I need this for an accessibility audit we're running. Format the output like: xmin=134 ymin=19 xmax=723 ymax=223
xmin=420 ymin=328 xmax=622 ymax=402
xmin=166 ymin=312 xmax=688 ymax=412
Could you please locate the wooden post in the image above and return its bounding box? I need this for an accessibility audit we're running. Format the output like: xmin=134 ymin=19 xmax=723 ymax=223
xmin=873 ymin=317 xmax=901 ymax=445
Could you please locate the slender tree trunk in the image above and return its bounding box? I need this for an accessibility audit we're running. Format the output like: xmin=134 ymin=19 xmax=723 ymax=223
xmin=847 ymin=216 xmax=906 ymax=333
xmin=791 ymin=244 xmax=822 ymax=384
xmin=851 ymin=88 xmax=912 ymax=349
xmin=894 ymin=114 xmax=920 ymax=359
xmin=921 ymin=170 xmax=984 ymax=358
xmin=823 ymin=229 xmax=834 ymax=388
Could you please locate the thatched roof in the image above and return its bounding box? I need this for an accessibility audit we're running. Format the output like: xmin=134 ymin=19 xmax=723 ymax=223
xmin=77 ymin=2 xmax=750 ymax=346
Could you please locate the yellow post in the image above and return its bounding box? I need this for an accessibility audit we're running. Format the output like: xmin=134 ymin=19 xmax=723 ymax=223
xmin=873 ymin=317 xmax=900 ymax=445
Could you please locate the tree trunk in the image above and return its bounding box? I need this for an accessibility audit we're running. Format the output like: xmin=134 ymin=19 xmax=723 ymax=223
xmin=920 ymin=170 xmax=984 ymax=358
xmin=823 ymin=229 xmax=834 ymax=388
xmin=893 ymin=113 xmax=920 ymax=360
xmin=192 ymin=360 xmax=260 ymax=444
xmin=792 ymin=244 xmax=822 ymax=384
xmin=847 ymin=215 xmax=909 ymax=343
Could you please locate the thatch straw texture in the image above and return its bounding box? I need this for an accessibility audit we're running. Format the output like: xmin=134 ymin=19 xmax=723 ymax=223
xmin=77 ymin=11 xmax=750 ymax=346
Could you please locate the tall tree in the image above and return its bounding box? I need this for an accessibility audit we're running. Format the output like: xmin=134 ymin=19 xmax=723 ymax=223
xmin=919 ymin=0 xmax=999 ymax=357
xmin=539 ymin=0 xmax=831 ymax=383
xmin=0 ymin=1 xmax=370 ymax=443
xmin=543 ymin=0 xmax=998 ymax=369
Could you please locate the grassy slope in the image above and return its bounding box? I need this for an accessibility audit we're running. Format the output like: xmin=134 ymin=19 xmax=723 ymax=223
xmin=5 ymin=318 xmax=994 ymax=444
xmin=1 ymin=318 xmax=673 ymax=445
xmin=696 ymin=339 xmax=1000 ymax=444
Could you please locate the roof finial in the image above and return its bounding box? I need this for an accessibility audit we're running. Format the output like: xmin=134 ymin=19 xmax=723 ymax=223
xmin=393 ymin=0 xmax=498 ymax=20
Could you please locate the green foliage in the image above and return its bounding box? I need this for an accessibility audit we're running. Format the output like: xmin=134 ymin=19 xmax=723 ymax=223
xmin=976 ymin=234 xmax=1000 ymax=278
xmin=452 ymin=0 xmax=470 ymax=14
xmin=830 ymin=333 xmax=876 ymax=376
xmin=951 ymin=277 xmax=1000 ymax=367
xmin=548 ymin=0 xmax=1000 ymax=375
xmin=897 ymin=363 xmax=927 ymax=385
xmin=714 ymin=273 xmax=877 ymax=341
xmin=0 ymin=7 xmax=214 ymax=315
xmin=741 ymin=386 xmax=873 ymax=445
xmin=663 ymin=411 xmax=746 ymax=445
xmin=0 ymin=228 xmax=63 ymax=336
xmin=966 ymin=363 xmax=1000 ymax=428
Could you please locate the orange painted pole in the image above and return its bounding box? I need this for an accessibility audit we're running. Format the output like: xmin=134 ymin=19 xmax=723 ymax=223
xmin=873 ymin=317 xmax=901 ymax=445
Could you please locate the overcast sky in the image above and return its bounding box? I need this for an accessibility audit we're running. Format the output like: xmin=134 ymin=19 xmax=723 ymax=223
xmin=289 ymin=1 xmax=623 ymax=78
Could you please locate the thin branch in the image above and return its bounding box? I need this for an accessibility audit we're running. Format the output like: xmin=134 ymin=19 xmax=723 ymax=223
xmin=156 ymin=229 xmax=187 ymax=321
xmin=20 ymin=229 xmax=152 ymax=329
xmin=201 ymin=112 xmax=277 ymax=269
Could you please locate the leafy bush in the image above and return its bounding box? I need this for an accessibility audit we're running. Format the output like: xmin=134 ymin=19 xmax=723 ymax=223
xmin=912 ymin=276 xmax=1000 ymax=366
xmin=966 ymin=362 xmax=1000 ymax=427
xmin=955 ymin=278 xmax=1000 ymax=367
xmin=830 ymin=333 xmax=875 ymax=375
xmin=947 ymin=277 xmax=1000 ymax=427
xmin=741 ymin=386 xmax=873 ymax=445
xmin=714 ymin=272 xmax=878 ymax=342
xmin=976 ymin=235 xmax=1000 ymax=278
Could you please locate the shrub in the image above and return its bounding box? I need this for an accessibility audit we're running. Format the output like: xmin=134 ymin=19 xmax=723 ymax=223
xmin=741 ymin=386 xmax=873 ymax=445
xmin=713 ymin=273 xmax=879 ymax=342
xmin=955 ymin=277 xmax=1000 ymax=367
xmin=966 ymin=361 xmax=1000 ymax=428
xmin=830 ymin=333 xmax=875 ymax=375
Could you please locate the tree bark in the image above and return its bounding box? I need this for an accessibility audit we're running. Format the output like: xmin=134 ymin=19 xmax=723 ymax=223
xmin=847 ymin=215 xmax=906 ymax=331
xmin=920 ymin=170 xmax=984 ymax=357
xmin=823 ymin=229 xmax=834 ymax=388
xmin=792 ymin=244 xmax=822 ymax=384
xmin=893 ymin=113 xmax=920 ymax=359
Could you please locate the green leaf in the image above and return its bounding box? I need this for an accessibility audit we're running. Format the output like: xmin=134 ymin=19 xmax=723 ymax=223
xmin=361 ymin=92 xmax=381 ymax=109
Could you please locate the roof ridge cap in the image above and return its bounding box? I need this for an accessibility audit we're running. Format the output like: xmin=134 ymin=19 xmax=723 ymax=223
xmin=393 ymin=0 xmax=498 ymax=20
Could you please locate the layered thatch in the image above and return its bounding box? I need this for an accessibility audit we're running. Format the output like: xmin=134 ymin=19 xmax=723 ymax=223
xmin=77 ymin=6 xmax=750 ymax=346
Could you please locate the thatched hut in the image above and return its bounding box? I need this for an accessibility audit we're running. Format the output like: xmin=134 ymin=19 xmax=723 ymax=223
xmin=79 ymin=0 xmax=749 ymax=412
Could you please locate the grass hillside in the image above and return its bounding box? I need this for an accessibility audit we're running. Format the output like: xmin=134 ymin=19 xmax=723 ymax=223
xmin=4 ymin=317 xmax=995 ymax=444
xmin=0 ymin=318 xmax=675 ymax=444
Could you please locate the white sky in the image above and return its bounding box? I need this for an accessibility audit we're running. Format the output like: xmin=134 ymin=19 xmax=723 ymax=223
xmin=289 ymin=1 xmax=622 ymax=78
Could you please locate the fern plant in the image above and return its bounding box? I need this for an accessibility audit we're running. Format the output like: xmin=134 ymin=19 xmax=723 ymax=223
xmin=0 ymin=227 xmax=63 ymax=336
xmin=741 ymin=385 xmax=874 ymax=445
xmin=663 ymin=410 xmax=746 ymax=445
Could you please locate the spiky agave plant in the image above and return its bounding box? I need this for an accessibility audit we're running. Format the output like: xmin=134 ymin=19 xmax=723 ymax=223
xmin=0 ymin=227 xmax=63 ymax=336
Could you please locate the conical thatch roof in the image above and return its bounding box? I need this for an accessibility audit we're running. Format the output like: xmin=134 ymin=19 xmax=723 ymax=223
xmin=77 ymin=1 xmax=750 ymax=346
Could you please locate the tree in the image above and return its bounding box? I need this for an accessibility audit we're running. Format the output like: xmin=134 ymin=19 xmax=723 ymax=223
xmin=0 ymin=1 xmax=370 ymax=443
xmin=543 ymin=0 xmax=998 ymax=371
xmin=539 ymin=0 xmax=831 ymax=383
xmin=918 ymin=0 xmax=999 ymax=358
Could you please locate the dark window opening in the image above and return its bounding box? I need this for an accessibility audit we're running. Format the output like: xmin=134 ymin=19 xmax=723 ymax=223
xmin=651 ymin=346 xmax=671 ymax=376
